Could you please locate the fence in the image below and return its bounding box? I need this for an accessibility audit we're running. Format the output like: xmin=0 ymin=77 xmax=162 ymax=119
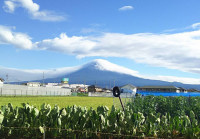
xmin=88 ymin=92 xmax=135 ymax=98
xmin=0 ymin=126 xmax=139 ymax=139
xmin=0 ymin=84 xmax=71 ymax=96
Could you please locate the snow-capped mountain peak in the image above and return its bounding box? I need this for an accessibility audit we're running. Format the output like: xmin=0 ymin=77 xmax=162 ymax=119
xmin=87 ymin=59 xmax=139 ymax=76
xmin=0 ymin=59 xmax=140 ymax=82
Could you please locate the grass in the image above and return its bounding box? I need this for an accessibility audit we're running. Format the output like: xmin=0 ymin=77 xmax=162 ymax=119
xmin=0 ymin=96 xmax=114 ymax=110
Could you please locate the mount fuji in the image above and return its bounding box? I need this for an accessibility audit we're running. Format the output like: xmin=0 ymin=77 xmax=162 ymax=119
xmin=0 ymin=59 xmax=200 ymax=89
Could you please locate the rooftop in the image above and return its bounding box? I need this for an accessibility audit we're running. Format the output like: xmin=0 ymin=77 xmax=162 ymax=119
xmin=138 ymin=86 xmax=179 ymax=89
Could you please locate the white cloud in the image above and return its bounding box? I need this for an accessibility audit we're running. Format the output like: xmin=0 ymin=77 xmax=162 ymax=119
xmin=191 ymin=23 xmax=200 ymax=29
xmin=119 ymin=6 xmax=134 ymax=11
xmin=1 ymin=24 xmax=200 ymax=84
xmin=2 ymin=23 xmax=200 ymax=77
xmin=155 ymin=75 xmax=200 ymax=85
xmin=3 ymin=0 xmax=65 ymax=21
xmin=0 ymin=25 xmax=33 ymax=49
xmin=80 ymin=23 xmax=106 ymax=34
xmin=36 ymin=33 xmax=96 ymax=54
xmin=3 ymin=0 xmax=16 ymax=13
xmin=163 ymin=22 xmax=200 ymax=33
xmin=35 ymin=30 xmax=200 ymax=75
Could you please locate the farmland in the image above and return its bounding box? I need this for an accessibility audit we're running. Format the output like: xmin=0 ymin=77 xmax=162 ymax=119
xmin=0 ymin=96 xmax=114 ymax=110
xmin=1 ymin=95 xmax=200 ymax=138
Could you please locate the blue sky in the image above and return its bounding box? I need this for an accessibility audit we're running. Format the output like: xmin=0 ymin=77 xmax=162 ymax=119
xmin=1 ymin=0 xmax=200 ymax=84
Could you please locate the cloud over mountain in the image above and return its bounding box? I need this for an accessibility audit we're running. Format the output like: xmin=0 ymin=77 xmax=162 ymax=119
xmin=36 ymin=30 xmax=200 ymax=74
xmin=1 ymin=24 xmax=200 ymax=75
xmin=1 ymin=59 xmax=200 ymax=86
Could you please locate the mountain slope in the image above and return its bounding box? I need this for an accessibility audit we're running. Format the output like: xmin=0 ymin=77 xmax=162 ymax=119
xmin=43 ymin=68 xmax=200 ymax=89
xmin=1 ymin=59 xmax=200 ymax=89
xmin=36 ymin=60 xmax=200 ymax=90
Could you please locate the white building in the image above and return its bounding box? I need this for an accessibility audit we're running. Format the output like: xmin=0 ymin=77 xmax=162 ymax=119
xmin=0 ymin=78 xmax=4 ymax=87
xmin=47 ymin=83 xmax=59 ymax=86
xmin=69 ymin=84 xmax=89 ymax=89
xmin=45 ymin=83 xmax=61 ymax=88
xmin=120 ymin=84 xmax=137 ymax=94
xmin=27 ymin=82 xmax=41 ymax=87
xmin=61 ymin=83 xmax=70 ymax=88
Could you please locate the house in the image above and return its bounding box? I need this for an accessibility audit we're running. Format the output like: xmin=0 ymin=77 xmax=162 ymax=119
xmin=105 ymin=89 xmax=111 ymax=93
xmin=78 ymin=87 xmax=87 ymax=93
xmin=102 ymin=88 xmax=111 ymax=93
xmin=70 ymin=84 xmax=88 ymax=89
xmin=187 ymin=88 xmax=200 ymax=92
xmin=0 ymin=78 xmax=4 ymax=83
xmin=137 ymin=86 xmax=182 ymax=93
xmin=44 ymin=83 xmax=64 ymax=88
xmin=46 ymin=83 xmax=59 ymax=86
xmin=0 ymin=78 xmax=4 ymax=87
xmin=120 ymin=84 xmax=137 ymax=94
xmin=178 ymin=87 xmax=187 ymax=93
xmin=27 ymin=82 xmax=41 ymax=87
xmin=69 ymin=84 xmax=89 ymax=92
xmin=88 ymin=85 xmax=103 ymax=92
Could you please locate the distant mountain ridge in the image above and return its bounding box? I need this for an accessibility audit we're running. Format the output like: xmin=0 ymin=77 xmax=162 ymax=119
xmin=1 ymin=59 xmax=200 ymax=90
xmin=35 ymin=60 xmax=200 ymax=90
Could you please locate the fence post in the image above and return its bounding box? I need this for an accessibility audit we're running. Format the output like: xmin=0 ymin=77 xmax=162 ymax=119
xmin=1 ymin=88 xmax=2 ymax=96
xmin=43 ymin=126 xmax=46 ymax=139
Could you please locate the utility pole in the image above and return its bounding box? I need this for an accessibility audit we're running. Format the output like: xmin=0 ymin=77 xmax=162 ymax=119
xmin=6 ymin=74 xmax=8 ymax=84
xmin=113 ymin=79 xmax=115 ymax=87
xmin=43 ymin=72 xmax=44 ymax=86
xmin=84 ymin=80 xmax=86 ymax=93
